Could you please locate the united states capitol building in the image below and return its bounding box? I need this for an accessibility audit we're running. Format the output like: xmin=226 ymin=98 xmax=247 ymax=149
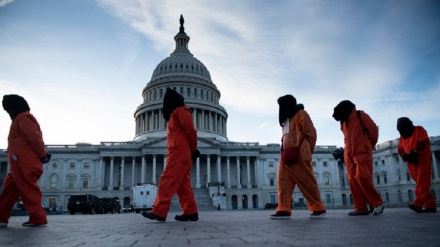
xmin=1 ymin=17 xmax=439 ymax=211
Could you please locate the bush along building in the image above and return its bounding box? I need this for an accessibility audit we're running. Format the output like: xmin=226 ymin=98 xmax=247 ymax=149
xmin=1 ymin=16 xmax=439 ymax=211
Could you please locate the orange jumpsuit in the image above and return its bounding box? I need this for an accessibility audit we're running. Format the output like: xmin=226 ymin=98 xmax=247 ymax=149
xmin=342 ymin=109 xmax=383 ymax=211
xmin=398 ymin=126 xmax=436 ymax=209
xmin=276 ymin=110 xmax=325 ymax=214
xmin=151 ymin=106 xmax=198 ymax=218
xmin=0 ymin=111 xmax=48 ymax=225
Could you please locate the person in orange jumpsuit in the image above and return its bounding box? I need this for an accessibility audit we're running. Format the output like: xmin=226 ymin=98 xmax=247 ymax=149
xmin=0 ymin=95 xmax=51 ymax=228
xmin=332 ymin=100 xmax=383 ymax=216
xmin=397 ymin=117 xmax=437 ymax=213
xmin=271 ymin=95 xmax=326 ymax=220
xmin=142 ymin=88 xmax=200 ymax=222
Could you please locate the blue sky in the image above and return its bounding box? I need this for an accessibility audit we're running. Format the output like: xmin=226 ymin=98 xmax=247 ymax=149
xmin=1 ymin=0 xmax=439 ymax=149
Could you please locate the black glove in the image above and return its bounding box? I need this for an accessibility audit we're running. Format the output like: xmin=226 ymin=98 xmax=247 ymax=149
xmin=191 ymin=149 xmax=200 ymax=160
xmin=403 ymin=151 xmax=419 ymax=165
xmin=40 ymin=153 xmax=52 ymax=164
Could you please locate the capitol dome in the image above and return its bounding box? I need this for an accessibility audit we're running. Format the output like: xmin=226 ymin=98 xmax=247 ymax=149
xmin=134 ymin=15 xmax=228 ymax=142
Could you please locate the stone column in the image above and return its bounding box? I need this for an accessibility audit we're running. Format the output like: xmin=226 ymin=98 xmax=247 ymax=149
xmin=246 ymin=156 xmax=251 ymax=187
xmin=432 ymin=152 xmax=439 ymax=179
xmin=226 ymin=156 xmax=231 ymax=188
xmin=196 ymin=157 xmax=201 ymax=188
xmin=207 ymin=155 xmax=211 ymax=185
xmin=98 ymin=157 xmax=103 ymax=190
xmin=131 ymin=157 xmax=136 ymax=187
xmin=152 ymin=155 xmax=157 ymax=184
xmin=201 ymin=110 xmax=205 ymax=130
xmin=236 ymin=156 xmax=241 ymax=188
xmin=217 ymin=155 xmax=221 ymax=182
xmin=255 ymin=158 xmax=259 ymax=188
xmin=109 ymin=157 xmax=114 ymax=190
xmin=141 ymin=155 xmax=146 ymax=184
xmin=120 ymin=157 xmax=125 ymax=190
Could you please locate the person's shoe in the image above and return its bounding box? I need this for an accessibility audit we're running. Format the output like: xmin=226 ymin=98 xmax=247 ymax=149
xmin=141 ymin=211 xmax=166 ymax=222
xmin=348 ymin=210 xmax=370 ymax=216
xmin=0 ymin=222 xmax=7 ymax=228
xmin=175 ymin=213 xmax=199 ymax=221
xmin=270 ymin=211 xmax=291 ymax=220
xmin=22 ymin=221 xmax=47 ymax=227
xmin=373 ymin=205 xmax=384 ymax=215
xmin=422 ymin=208 xmax=437 ymax=213
xmin=309 ymin=210 xmax=326 ymax=219
xmin=409 ymin=204 xmax=423 ymax=213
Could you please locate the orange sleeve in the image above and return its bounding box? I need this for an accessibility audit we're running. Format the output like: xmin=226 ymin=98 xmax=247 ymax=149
xmin=176 ymin=107 xmax=198 ymax=152
xmin=296 ymin=110 xmax=317 ymax=153
xmin=16 ymin=113 xmax=46 ymax=158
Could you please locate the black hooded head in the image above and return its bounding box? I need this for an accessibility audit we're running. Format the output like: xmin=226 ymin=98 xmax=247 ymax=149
xmin=277 ymin=94 xmax=304 ymax=126
xmin=332 ymin=100 xmax=355 ymax=122
xmin=397 ymin=117 xmax=415 ymax=139
xmin=162 ymin=87 xmax=185 ymax=122
xmin=2 ymin=94 xmax=30 ymax=120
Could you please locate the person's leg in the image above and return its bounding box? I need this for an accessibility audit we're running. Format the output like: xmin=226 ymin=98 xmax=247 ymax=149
xmin=275 ymin=164 xmax=295 ymax=215
xmin=0 ymin=174 xmax=20 ymax=224
xmin=292 ymin=161 xmax=325 ymax=212
xmin=353 ymin=153 xmax=383 ymax=208
xmin=413 ymin=161 xmax=437 ymax=209
xmin=15 ymin=157 xmax=47 ymax=225
xmin=176 ymin=171 xmax=198 ymax=215
xmin=345 ymin=157 xmax=369 ymax=212
xmin=151 ymin=158 xmax=189 ymax=218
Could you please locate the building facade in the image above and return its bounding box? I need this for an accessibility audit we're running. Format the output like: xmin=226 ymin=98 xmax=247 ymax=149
xmin=1 ymin=16 xmax=439 ymax=211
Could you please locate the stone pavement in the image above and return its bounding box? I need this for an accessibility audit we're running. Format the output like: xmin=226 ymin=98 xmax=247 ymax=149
xmin=1 ymin=208 xmax=439 ymax=247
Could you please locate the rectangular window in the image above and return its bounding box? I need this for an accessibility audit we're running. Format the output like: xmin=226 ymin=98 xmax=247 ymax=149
xmin=381 ymin=160 xmax=385 ymax=165
xmin=269 ymin=162 xmax=274 ymax=167
xmin=84 ymin=163 xmax=90 ymax=168
xmin=383 ymin=174 xmax=388 ymax=184
xmin=397 ymin=169 xmax=401 ymax=181
xmin=323 ymin=161 xmax=328 ymax=167
xmin=68 ymin=177 xmax=74 ymax=189
xmin=324 ymin=176 xmax=330 ymax=185
xmin=374 ymin=161 xmax=378 ymax=166
xmin=326 ymin=194 xmax=331 ymax=204
xmin=312 ymin=161 xmax=316 ymax=166
xmin=376 ymin=175 xmax=380 ymax=184
xmin=82 ymin=179 xmax=88 ymax=189
xmin=70 ymin=163 xmax=75 ymax=169
xmin=270 ymin=178 xmax=274 ymax=186
xmin=50 ymin=176 xmax=57 ymax=189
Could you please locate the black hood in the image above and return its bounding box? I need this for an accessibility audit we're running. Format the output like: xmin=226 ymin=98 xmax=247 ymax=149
xmin=277 ymin=94 xmax=304 ymax=127
xmin=163 ymin=87 xmax=185 ymax=122
xmin=397 ymin=117 xmax=415 ymax=139
xmin=2 ymin=94 xmax=30 ymax=120
xmin=332 ymin=100 xmax=355 ymax=122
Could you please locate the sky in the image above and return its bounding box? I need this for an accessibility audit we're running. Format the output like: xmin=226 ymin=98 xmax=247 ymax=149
xmin=0 ymin=0 xmax=439 ymax=149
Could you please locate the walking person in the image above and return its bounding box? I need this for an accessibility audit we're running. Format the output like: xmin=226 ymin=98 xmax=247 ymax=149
xmin=271 ymin=95 xmax=326 ymax=220
xmin=332 ymin=100 xmax=384 ymax=216
xmin=0 ymin=95 xmax=51 ymax=227
xmin=397 ymin=117 xmax=437 ymax=213
xmin=142 ymin=88 xmax=200 ymax=222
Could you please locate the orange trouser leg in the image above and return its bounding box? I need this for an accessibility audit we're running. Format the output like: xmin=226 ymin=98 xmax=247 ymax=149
xmin=277 ymin=161 xmax=325 ymax=213
xmin=0 ymin=174 xmax=20 ymax=223
xmin=152 ymin=160 xmax=191 ymax=218
xmin=276 ymin=164 xmax=295 ymax=214
xmin=13 ymin=164 xmax=47 ymax=224
xmin=176 ymin=172 xmax=198 ymax=215
xmin=409 ymin=163 xmax=437 ymax=208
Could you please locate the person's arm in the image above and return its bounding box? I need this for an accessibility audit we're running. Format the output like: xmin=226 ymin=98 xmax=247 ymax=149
xmin=177 ymin=107 xmax=198 ymax=152
xmin=16 ymin=114 xmax=47 ymax=158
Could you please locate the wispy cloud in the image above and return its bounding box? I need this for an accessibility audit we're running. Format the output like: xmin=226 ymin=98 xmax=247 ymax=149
xmin=0 ymin=0 xmax=14 ymax=8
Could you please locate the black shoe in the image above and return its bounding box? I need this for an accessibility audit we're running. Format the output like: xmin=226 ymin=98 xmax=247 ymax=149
xmin=348 ymin=210 xmax=370 ymax=216
xmin=175 ymin=213 xmax=199 ymax=221
xmin=409 ymin=204 xmax=423 ymax=213
xmin=142 ymin=211 xmax=166 ymax=222
xmin=22 ymin=221 xmax=47 ymax=227
xmin=422 ymin=208 xmax=437 ymax=213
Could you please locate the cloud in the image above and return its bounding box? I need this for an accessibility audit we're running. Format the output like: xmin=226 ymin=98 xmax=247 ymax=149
xmin=0 ymin=0 xmax=14 ymax=8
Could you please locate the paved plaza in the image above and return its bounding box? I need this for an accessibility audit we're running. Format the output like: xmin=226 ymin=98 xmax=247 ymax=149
xmin=0 ymin=208 xmax=439 ymax=247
